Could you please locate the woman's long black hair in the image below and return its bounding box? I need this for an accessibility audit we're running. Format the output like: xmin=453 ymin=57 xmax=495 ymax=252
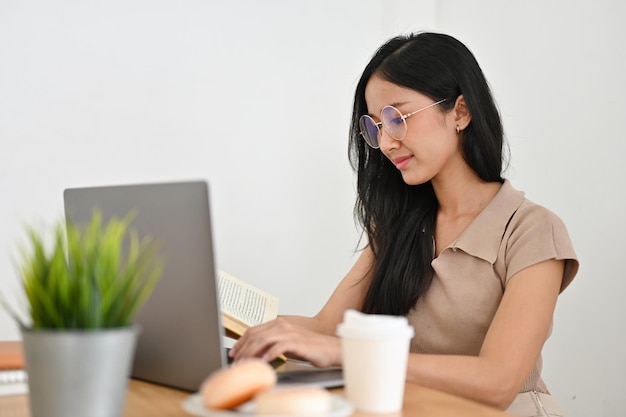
xmin=349 ymin=32 xmax=505 ymax=315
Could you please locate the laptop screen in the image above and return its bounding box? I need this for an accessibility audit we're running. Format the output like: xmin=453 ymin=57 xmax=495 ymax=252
xmin=64 ymin=180 xmax=226 ymax=392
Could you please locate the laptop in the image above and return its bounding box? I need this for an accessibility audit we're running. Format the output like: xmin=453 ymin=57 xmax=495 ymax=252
xmin=63 ymin=180 xmax=343 ymax=392
xmin=64 ymin=181 xmax=225 ymax=391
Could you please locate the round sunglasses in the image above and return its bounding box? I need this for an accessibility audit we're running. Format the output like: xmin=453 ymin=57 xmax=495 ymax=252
xmin=359 ymin=99 xmax=447 ymax=149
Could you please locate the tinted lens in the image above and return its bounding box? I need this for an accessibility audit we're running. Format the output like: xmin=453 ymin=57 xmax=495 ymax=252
xmin=359 ymin=115 xmax=380 ymax=148
xmin=381 ymin=106 xmax=406 ymax=140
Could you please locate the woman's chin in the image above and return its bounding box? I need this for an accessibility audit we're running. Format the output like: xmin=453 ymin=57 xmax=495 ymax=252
xmin=399 ymin=171 xmax=430 ymax=186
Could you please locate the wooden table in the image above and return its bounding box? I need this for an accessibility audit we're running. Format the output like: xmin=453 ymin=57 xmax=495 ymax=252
xmin=0 ymin=378 xmax=512 ymax=417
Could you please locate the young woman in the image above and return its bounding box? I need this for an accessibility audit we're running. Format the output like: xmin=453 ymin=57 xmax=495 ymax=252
xmin=230 ymin=32 xmax=578 ymax=417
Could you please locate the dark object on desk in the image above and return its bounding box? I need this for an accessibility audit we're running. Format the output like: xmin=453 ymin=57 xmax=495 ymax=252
xmin=226 ymin=346 xmax=343 ymax=388
xmin=277 ymin=367 xmax=344 ymax=388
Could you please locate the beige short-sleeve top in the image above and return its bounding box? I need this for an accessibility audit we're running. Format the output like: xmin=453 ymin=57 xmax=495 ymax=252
xmin=406 ymin=180 xmax=579 ymax=394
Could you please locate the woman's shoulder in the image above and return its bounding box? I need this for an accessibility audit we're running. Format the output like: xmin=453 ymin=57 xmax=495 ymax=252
xmin=496 ymin=180 xmax=569 ymax=231
xmin=513 ymin=197 xmax=567 ymax=229
xmin=499 ymin=186 xmax=579 ymax=290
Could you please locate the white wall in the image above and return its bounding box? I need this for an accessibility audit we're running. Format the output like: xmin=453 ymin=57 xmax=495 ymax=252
xmin=1 ymin=1 xmax=623 ymax=416
xmin=0 ymin=2 xmax=436 ymax=331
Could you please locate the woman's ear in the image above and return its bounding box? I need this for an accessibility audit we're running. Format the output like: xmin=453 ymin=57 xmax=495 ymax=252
xmin=454 ymin=95 xmax=472 ymax=131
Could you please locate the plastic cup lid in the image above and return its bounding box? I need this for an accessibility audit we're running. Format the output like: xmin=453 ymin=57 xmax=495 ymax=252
xmin=336 ymin=309 xmax=415 ymax=340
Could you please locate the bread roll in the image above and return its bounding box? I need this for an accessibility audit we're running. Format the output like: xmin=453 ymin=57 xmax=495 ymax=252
xmin=254 ymin=386 xmax=332 ymax=415
xmin=200 ymin=359 xmax=277 ymax=410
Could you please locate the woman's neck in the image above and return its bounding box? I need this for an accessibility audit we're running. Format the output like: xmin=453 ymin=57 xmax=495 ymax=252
xmin=432 ymin=174 xmax=501 ymax=221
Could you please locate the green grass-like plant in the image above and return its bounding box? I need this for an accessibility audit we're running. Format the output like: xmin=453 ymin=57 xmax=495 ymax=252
xmin=1 ymin=210 xmax=163 ymax=329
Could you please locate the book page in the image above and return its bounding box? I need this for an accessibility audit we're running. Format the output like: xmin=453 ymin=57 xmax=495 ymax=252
xmin=218 ymin=270 xmax=279 ymax=329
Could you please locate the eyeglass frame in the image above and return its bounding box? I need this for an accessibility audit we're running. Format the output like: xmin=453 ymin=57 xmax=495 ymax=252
xmin=359 ymin=98 xmax=448 ymax=149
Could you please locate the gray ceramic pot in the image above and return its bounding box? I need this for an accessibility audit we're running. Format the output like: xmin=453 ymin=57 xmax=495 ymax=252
xmin=22 ymin=325 xmax=139 ymax=417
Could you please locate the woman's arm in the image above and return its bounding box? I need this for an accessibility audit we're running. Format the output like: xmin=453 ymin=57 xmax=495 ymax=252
xmin=229 ymin=248 xmax=375 ymax=366
xmin=405 ymin=258 xmax=564 ymax=410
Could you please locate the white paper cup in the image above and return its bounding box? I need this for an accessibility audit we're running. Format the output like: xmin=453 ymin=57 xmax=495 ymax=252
xmin=336 ymin=309 xmax=414 ymax=414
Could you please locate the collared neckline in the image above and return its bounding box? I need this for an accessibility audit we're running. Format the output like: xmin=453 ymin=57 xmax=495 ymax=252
xmin=448 ymin=180 xmax=526 ymax=265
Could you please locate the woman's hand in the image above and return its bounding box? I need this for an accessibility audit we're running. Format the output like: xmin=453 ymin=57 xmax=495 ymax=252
xmin=229 ymin=250 xmax=375 ymax=368
xmin=229 ymin=317 xmax=342 ymax=368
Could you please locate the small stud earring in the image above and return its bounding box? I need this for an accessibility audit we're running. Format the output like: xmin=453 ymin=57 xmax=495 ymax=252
xmin=456 ymin=125 xmax=460 ymax=134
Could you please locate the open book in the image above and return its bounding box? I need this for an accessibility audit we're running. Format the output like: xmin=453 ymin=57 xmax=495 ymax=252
xmin=217 ymin=270 xmax=279 ymax=338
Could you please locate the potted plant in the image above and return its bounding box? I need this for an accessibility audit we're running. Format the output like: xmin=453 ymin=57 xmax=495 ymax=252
xmin=0 ymin=210 xmax=163 ymax=417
